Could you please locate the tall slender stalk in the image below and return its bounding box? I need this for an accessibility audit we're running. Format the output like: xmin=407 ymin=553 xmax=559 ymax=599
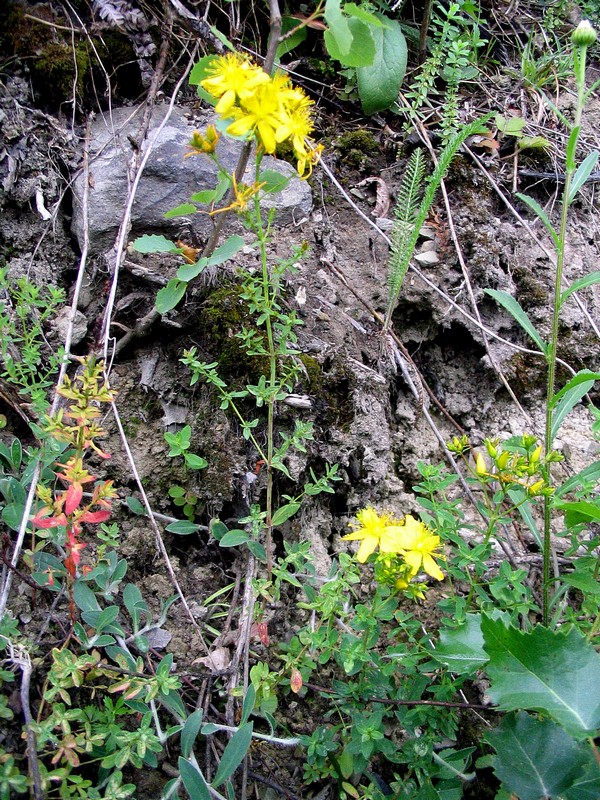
xmin=542 ymin=22 xmax=596 ymax=625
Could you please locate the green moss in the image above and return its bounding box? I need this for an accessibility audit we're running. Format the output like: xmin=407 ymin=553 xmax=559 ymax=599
xmin=336 ymin=130 xmax=380 ymax=169
xmin=298 ymin=353 xmax=354 ymax=430
xmin=198 ymin=282 xmax=268 ymax=386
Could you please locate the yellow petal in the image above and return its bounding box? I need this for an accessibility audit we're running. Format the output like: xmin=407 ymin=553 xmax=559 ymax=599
xmin=423 ymin=554 xmax=444 ymax=581
xmin=404 ymin=550 xmax=422 ymax=574
xmin=356 ymin=536 xmax=379 ymax=563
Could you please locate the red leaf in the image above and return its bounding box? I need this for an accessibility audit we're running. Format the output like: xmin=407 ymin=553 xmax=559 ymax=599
xmin=290 ymin=668 xmax=303 ymax=694
xmin=79 ymin=509 xmax=111 ymax=524
xmin=65 ymin=483 xmax=83 ymax=515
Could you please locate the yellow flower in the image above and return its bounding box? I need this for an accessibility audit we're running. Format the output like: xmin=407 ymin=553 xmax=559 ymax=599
xmin=342 ymin=507 xmax=407 ymax=563
xmin=210 ymin=173 xmax=265 ymax=216
xmin=200 ymin=53 xmax=270 ymax=116
xmin=393 ymin=515 xmax=445 ymax=581
xmin=226 ymin=79 xmax=283 ymax=153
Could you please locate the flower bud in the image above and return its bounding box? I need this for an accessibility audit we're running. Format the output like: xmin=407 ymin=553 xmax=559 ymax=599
xmin=572 ymin=20 xmax=597 ymax=48
xmin=476 ymin=452 xmax=487 ymax=476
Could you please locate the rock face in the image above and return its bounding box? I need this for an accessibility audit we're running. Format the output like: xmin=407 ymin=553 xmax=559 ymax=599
xmin=71 ymin=105 xmax=312 ymax=253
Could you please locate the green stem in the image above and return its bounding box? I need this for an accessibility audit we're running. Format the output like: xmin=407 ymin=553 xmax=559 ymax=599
xmin=542 ymin=43 xmax=587 ymax=626
xmin=253 ymin=156 xmax=277 ymax=576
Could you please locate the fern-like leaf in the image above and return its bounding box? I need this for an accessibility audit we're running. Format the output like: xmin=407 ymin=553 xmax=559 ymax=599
xmin=383 ymin=114 xmax=492 ymax=334
xmin=388 ymin=148 xmax=426 ymax=310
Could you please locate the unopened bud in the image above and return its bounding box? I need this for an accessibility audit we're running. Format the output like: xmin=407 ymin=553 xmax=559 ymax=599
xmin=572 ymin=20 xmax=597 ymax=48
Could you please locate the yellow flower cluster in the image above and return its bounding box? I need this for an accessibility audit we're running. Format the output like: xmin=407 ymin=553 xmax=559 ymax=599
xmin=343 ymin=508 xmax=445 ymax=583
xmin=200 ymin=52 xmax=323 ymax=177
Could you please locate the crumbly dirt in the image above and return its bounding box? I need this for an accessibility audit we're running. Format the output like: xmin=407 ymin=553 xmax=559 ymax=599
xmin=1 ymin=1 xmax=600 ymax=797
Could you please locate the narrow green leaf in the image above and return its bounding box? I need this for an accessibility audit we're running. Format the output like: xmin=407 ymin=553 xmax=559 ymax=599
xmin=219 ymin=530 xmax=250 ymax=547
xmin=207 ymin=235 xmax=245 ymax=267
xmin=482 ymin=617 xmax=600 ymax=737
xmin=550 ymin=371 xmax=599 ymax=441
xmin=209 ymin=519 xmax=229 ymax=541
xmin=554 ymin=500 xmax=600 ymax=526
xmin=164 ymin=203 xmax=197 ymax=219
xmin=73 ymin=581 xmax=101 ymax=613
xmin=486 ymin=712 xmax=591 ymax=800
xmin=356 ymin=16 xmax=407 ymax=114
xmin=241 ymin=685 xmax=256 ymax=724
xmin=177 ymin=259 xmax=208 ymax=282
xmin=431 ymin=614 xmax=487 ymax=674
xmin=181 ymin=710 xmax=203 ymax=759
xmin=561 ymin=270 xmax=600 ymax=306
xmin=484 ymin=289 xmax=547 ymax=353
xmin=212 ymin=722 xmax=253 ymax=788
xmin=507 ymin=487 xmax=542 ymax=548
xmin=209 ymin=25 xmax=235 ymax=52
xmin=132 ymin=234 xmax=182 ymax=254
xmin=555 ymin=460 xmax=600 ymax=497
xmin=516 ymin=192 xmax=558 ymax=247
xmin=166 ymin=520 xmax=201 ymax=535
xmin=178 ymin=757 xmax=211 ymax=800
xmin=569 ymin=150 xmax=599 ymax=203
xmin=566 ymin=125 xmax=580 ymax=171
xmin=271 ymin=503 xmax=301 ymax=527
xmin=246 ymin=540 xmax=267 ymax=561
xmin=156 ymin=279 xmax=187 ymax=314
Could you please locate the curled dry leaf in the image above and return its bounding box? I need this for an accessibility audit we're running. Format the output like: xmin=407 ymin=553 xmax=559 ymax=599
xmin=192 ymin=646 xmax=231 ymax=672
xmin=355 ymin=177 xmax=390 ymax=218
xmin=290 ymin=668 xmax=303 ymax=693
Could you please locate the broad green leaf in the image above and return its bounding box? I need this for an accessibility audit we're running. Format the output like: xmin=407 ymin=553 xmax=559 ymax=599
xmin=259 ymin=170 xmax=291 ymax=194
xmin=219 ymin=530 xmax=250 ymax=547
xmin=132 ymin=234 xmax=182 ymax=254
xmin=212 ymin=722 xmax=253 ymax=788
xmin=550 ymin=370 xmax=599 ymax=441
xmin=569 ymin=150 xmax=599 ymax=203
xmin=181 ymin=709 xmax=203 ymax=759
xmin=184 ymin=453 xmax=208 ymax=470
xmin=561 ymin=270 xmax=600 ymax=306
xmin=431 ymin=614 xmax=487 ymax=674
xmin=178 ymin=757 xmax=211 ymax=800
xmin=209 ymin=519 xmax=229 ymax=541
xmin=207 ymin=235 xmax=245 ymax=267
xmin=275 ymin=16 xmax=307 ymax=60
xmin=344 ymin=3 xmax=388 ymax=26
xmin=126 ymin=496 xmax=146 ymax=516
xmin=564 ymin=760 xmax=600 ymax=799
xmin=246 ymin=540 xmax=267 ymax=561
xmin=73 ymin=581 xmax=101 ymax=613
xmin=164 ymin=203 xmax=197 ymax=219
xmin=484 ymin=289 xmax=547 ymax=353
xmin=271 ymin=502 xmax=301 ymax=527
xmin=177 ymin=258 xmax=208 ymax=282
xmin=516 ymin=192 xmax=558 ymax=247
xmin=165 ymin=520 xmax=201 ymax=535
xmin=482 ymin=616 xmax=600 ymax=737
xmin=156 ymin=278 xmax=187 ymax=314
xmin=190 ymin=189 xmax=218 ymax=204
xmin=356 ymin=16 xmax=407 ymax=114
xmin=553 ymin=499 xmax=600 ymax=526
xmin=486 ymin=712 xmax=591 ymax=800
xmin=324 ymin=0 xmax=375 ymax=67
xmin=495 ymin=114 xmax=526 ymax=136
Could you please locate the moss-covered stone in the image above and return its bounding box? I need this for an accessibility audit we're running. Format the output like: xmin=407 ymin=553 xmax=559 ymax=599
xmin=336 ymin=130 xmax=380 ymax=169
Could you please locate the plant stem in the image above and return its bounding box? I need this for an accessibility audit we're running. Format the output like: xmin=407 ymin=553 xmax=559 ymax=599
xmin=542 ymin=41 xmax=587 ymax=626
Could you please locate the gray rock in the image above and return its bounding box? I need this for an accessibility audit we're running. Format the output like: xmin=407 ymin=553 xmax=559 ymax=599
xmin=72 ymin=105 xmax=312 ymax=253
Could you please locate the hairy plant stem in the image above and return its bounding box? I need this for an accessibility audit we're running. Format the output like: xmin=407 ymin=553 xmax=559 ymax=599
xmin=542 ymin=41 xmax=587 ymax=626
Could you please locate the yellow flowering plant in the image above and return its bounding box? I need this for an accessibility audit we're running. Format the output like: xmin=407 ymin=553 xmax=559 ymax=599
xmin=343 ymin=506 xmax=445 ymax=589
